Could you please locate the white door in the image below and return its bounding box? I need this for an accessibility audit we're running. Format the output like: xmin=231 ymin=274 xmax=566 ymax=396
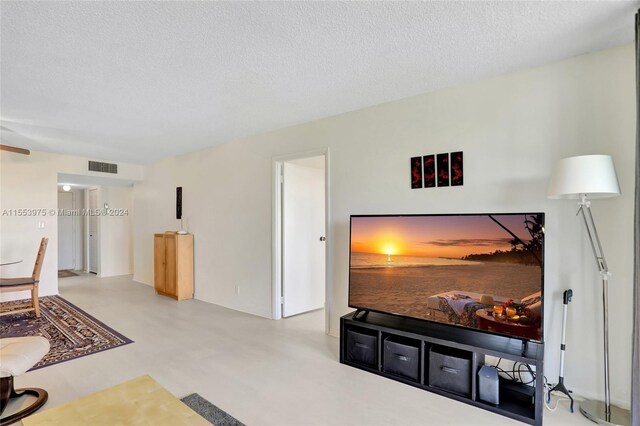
xmin=58 ymin=192 xmax=74 ymax=270
xmin=282 ymin=156 xmax=326 ymax=317
xmin=88 ymin=189 xmax=98 ymax=274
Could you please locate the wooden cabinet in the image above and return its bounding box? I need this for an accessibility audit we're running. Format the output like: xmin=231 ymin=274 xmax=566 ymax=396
xmin=154 ymin=232 xmax=193 ymax=300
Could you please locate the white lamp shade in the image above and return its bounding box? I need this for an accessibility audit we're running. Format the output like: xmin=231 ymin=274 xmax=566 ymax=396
xmin=547 ymin=154 xmax=620 ymax=199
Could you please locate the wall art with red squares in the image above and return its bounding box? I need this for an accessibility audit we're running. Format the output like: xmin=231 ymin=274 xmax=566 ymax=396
xmin=410 ymin=151 xmax=463 ymax=189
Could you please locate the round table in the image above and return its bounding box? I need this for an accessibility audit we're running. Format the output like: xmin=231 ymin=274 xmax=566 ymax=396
xmin=475 ymin=308 xmax=540 ymax=340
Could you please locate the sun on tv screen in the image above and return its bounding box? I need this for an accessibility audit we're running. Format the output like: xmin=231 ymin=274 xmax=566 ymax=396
xmin=348 ymin=213 xmax=544 ymax=342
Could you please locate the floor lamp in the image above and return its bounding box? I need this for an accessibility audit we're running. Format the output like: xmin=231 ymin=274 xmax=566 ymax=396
xmin=548 ymin=154 xmax=630 ymax=426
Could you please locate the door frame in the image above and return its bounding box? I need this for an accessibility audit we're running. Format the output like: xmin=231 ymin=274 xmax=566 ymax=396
xmin=86 ymin=187 xmax=100 ymax=275
xmin=272 ymin=148 xmax=330 ymax=334
xmin=57 ymin=190 xmax=76 ymax=270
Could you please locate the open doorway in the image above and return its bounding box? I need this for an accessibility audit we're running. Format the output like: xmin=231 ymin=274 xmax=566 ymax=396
xmin=273 ymin=150 xmax=328 ymax=332
xmin=57 ymin=185 xmax=85 ymax=277
xmin=58 ymin=173 xmax=135 ymax=279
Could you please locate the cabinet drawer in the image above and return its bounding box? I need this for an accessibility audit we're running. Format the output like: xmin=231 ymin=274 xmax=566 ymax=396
xmin=345 ymin=328 xmax=377 ymax=368
xmin=428 ymin=346 xmax=472 ymax=396
xmin=382 ymin=336 xmax=420 ymax=381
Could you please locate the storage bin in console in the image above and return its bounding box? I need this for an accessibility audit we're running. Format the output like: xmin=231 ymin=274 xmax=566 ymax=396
xmin=345 ymin=327 xmax=378 ymax=368
xmin=428 ymin=345 xmax=473 ymax=396
xmin=382 ymin=335 xmax=420 ymax=382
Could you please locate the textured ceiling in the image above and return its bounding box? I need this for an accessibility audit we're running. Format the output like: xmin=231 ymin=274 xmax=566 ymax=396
xmin=1 ymin=1 xmax=638 ymax=164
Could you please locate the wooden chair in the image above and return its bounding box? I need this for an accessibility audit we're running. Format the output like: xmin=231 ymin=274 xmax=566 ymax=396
xmin=0 ymin=238 xmax=48 ymax=317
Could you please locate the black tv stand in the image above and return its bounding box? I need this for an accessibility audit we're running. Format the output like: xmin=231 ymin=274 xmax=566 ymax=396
xmin=340 ymin=311 xmax=544 ymax=425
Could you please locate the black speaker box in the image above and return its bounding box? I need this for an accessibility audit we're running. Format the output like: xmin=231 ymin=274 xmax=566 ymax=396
xmin=478 ymin=365 xmax=500 ymax=404
xmin=176 ymin=187 xmax=182 ymax=220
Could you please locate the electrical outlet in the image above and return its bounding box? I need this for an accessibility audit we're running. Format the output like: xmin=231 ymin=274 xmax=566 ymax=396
xmin=235 ymin=285 xmax=240 ymax=295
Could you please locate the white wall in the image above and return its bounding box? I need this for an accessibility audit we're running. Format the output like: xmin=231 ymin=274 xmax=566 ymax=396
xmin=98 ymin=185 xmax=134 ymax=277
xmin=0 ymin=151 xmax=143 ymax=299
xmin=134 ymin=43 xmax=635 ymax=406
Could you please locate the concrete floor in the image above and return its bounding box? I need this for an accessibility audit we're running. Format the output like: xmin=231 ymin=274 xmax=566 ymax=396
xmin=8 ymin=274 xmax=590 ymax=425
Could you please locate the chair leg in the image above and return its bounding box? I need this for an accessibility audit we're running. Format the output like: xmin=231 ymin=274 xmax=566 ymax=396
xmin=32 ymin=285 xmax=40 ymax=317
xmin=0 ymin=376 xmax=48 ymax=426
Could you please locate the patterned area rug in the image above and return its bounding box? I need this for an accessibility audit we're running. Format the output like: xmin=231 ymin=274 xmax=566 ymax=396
xmin=58 ymin=269 xmax=79 ymax=278
xmin=0 ymin=295 xmax=133 ymax=370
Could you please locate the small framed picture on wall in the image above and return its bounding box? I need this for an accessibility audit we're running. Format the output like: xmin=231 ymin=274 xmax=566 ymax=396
xmin=411 ymin=156 xmax=423 ymax=188
xmin=423 ymin=155 xmax=435 ymax=188
xmin=437 ymin=153 xmax=449 ymax=187
xmin=451 ymin=151 xmax=463 ymax=186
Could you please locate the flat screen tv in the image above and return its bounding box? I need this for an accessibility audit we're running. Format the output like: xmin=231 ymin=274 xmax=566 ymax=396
xmin=349 ymin=213 xmax=544 ymax=342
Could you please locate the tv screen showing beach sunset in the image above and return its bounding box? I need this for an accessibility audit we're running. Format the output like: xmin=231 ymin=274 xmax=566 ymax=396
xmin=349 ymin=213 xmax=544 ymax=342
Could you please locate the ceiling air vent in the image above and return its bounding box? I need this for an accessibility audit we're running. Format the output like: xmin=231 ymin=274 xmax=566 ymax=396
xmin=88 ymin=160 xmax=118 ymax=174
